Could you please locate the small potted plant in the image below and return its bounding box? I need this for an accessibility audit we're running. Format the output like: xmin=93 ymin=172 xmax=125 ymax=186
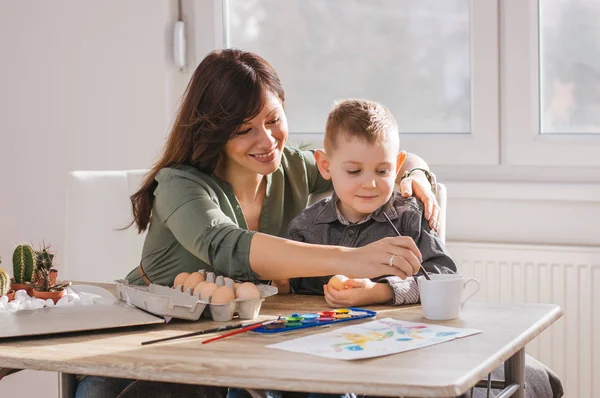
xmin=30 ymin=244 xmax=70 ymax=303
xmin=11 ymin=244 xmax=36 ymax=295
xmin=1 ymin=258 xmax=15 ymax=301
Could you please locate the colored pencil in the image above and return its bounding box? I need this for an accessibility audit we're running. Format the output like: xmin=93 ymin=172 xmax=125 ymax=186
xmin=141 ymin=322 xmax=249 ymax=345
xmin=201 ymin=319 xmax=277 ymax=344
xmin=383 ymin=213 xmax=431 ymax=280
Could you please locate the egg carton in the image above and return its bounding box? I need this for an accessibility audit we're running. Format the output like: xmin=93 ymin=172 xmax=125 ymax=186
xmin=114 ymin=279 xmax=277 ymax=322
xmin=115 ymin=280 xmax=207 ymax=321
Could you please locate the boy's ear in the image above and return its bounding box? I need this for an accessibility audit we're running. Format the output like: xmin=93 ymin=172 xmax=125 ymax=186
xmin=395 ymin=150 xmax=407 ymax=175
xmin=315 ymin=149 xmax=332 ymax=180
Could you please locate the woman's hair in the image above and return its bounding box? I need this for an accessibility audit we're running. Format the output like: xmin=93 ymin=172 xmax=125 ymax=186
xmin=129 ymin=49 xmax=285 ymax=232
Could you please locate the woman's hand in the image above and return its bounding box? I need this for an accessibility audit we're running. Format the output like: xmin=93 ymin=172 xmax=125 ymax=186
xmin=342 ymin=236 xmax=422 ymax=280
xmin=399 ymin=174 xmax=440 ymax=232
xmin=323 ymin=278 xmax=392 ymax=307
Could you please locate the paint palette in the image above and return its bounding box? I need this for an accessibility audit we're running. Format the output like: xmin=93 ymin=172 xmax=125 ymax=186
xmin=253 ymin=307 xmax=377 ymax=334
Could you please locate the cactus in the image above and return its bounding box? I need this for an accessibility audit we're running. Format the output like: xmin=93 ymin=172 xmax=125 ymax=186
xmin=31 ymin=244 xmax=68 ymax=292
xmin=34 ymin=244 xmax=55 ymax=292
xmin=0 ymin=267 xmax=11 ymax=296
xmin=12 ymin=244 xmax=36 ymax=284
xmin=35 ymin=245 xmax=55 ymax=271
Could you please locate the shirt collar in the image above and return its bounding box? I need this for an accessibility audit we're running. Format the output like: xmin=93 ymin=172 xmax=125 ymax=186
xmin=335 ymin=200 xmax=373 ymax=225
xmin=314 ymin=191 xmax=400 ymax=225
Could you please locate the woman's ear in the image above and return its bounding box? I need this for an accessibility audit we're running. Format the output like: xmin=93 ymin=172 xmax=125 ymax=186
xmin=395 ymin=150 xmax=407 ymax=175
xmin=315 ymin=149 xmax=332 ymax=180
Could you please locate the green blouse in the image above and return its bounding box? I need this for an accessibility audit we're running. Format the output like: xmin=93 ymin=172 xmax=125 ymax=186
xmin=125 ymin=147 xmax=331 ymax=286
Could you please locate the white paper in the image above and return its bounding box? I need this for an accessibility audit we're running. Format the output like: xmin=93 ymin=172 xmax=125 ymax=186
xmin=267 ymin=318 xmax=481 ymax=360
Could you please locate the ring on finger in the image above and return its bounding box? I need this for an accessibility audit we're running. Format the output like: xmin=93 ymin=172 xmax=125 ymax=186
xmin=388 ymin=254 xmax=395 ymax=267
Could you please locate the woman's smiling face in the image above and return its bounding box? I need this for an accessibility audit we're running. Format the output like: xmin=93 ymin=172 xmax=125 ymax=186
xmin=221 ymin=91 xmax=288 ymax=177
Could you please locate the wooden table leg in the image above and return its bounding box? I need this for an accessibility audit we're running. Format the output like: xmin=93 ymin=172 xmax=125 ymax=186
xmin=504 ymin=347 xmax=526 ymax=398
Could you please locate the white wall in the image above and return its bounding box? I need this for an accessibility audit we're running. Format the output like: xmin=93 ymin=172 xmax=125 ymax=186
xmin=0 ymin=1 xmax=184 ymax=396
xmin=0 ymin=1 xmax=183 ymax=267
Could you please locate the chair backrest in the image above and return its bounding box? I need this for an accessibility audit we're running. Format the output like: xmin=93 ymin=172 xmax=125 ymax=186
xmin=435 ymin=183 xmax=447 ymax=244
xmin=63 ymin=171 xmax=447 ymax=283
xmin=63 ymin=170 xmax=148 ymax=283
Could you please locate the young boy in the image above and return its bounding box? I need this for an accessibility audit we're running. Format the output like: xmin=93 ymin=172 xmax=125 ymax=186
xmin=274 ymin=98 xmax=456 ymax=306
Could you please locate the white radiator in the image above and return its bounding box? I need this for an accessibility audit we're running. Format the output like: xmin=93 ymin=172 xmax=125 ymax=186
xmin=447 ymin=242 xmax=600 ymax=398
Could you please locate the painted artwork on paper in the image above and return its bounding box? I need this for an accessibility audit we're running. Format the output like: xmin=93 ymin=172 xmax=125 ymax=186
xmin=267 ymin=318 xmax=481 ymax=360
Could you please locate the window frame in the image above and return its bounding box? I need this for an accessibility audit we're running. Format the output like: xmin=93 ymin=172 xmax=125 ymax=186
xmin=501 ymin=0 xmax=600 ymax=167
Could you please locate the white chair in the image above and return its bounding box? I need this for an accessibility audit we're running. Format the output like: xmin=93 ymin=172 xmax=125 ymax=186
xmin=63 ymin=170 xmax=148 ymax=283
xmin=61 ymin=170 xmax=148 ymax=398
xmin=435 ymin=183 xmax=447 ymax=244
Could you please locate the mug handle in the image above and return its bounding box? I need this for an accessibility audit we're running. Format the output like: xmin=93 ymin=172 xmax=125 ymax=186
xmin=461 ymin=278 xmax=480 ymax=306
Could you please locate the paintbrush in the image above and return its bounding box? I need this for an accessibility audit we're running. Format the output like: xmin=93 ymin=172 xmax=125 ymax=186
xmin=383 ymin=212 xmax=431 ymax=280
xmin=201 ymin=318 xmax=279 ymax=344
xmin=141 ymin=322 xmax=251 ymax=345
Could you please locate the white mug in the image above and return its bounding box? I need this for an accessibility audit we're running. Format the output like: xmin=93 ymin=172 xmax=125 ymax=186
xmin=417 ymin=274 xmax=480 ymax=320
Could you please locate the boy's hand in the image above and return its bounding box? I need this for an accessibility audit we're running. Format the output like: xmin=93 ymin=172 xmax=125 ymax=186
xmin=323 ymin=278 xmax=392 ymax=307
xmin=271 ymin=279 xmax=290 ymax=294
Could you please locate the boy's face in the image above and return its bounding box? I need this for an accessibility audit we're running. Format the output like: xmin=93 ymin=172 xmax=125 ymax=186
xmin=316 ymin=132 xmax=405 ymax=223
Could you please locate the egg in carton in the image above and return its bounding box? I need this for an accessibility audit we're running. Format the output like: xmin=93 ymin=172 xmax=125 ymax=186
xmin=207 ymin=278 xmax=238 ymax=321
xmin=172 ymin=270 xmax=277 ymax=322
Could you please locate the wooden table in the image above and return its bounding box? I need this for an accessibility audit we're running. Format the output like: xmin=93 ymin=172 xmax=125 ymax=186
xmin=0 ymin=287 xmax=562 ymax=397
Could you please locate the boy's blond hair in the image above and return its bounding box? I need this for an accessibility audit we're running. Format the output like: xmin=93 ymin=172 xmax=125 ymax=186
xmin=324 ymin=99 xmax=398 ymax=153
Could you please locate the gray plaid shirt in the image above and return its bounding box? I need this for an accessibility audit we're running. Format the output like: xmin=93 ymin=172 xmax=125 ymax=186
xmin=287 ymin=191 xmax=457 ymax=305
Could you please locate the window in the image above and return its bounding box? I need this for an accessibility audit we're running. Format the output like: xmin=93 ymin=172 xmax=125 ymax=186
xmin=540 ymin=0 xmax=600 ymax=135
xmin=503 ymin=0 xmax=600 ymax=167
xmin=222 ymin=0 xmax=499 ymax=165
xmin=193 ymin=0 xmax=600 ymax=171
xmin=226 ymin=1 xmax=470 ymax=135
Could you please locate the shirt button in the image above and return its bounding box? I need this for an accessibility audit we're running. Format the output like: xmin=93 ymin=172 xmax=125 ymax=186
xmin=348 ymin=230 xmax=355 ymax=236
